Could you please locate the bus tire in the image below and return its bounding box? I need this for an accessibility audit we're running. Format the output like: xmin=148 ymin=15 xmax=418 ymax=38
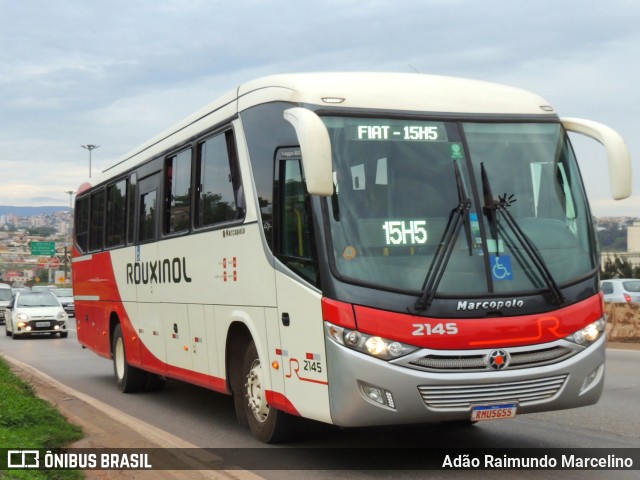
xmin=238 ymin=339 xmax=295 ymax=443
xmin=145 ymin=373 xmax=166 ymax=392
xmin=112 ymin=324 xmax=146 ymax=393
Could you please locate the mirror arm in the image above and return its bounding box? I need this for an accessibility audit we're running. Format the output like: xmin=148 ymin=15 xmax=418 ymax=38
xmin=561 ymin=117 xmax=631 ymax=200
xmin=284 ymin=108 xmax=334 ymax=196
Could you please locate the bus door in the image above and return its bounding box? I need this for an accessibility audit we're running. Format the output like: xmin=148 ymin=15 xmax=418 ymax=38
xmin=135 ymin=172 xmax=167 ymax=372
xmin=273 ymin=150 xmax=331 ymax=423
xmin=158 ymin=148 xmax=194 ymax=375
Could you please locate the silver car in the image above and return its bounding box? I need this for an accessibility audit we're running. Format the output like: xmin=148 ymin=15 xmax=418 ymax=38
xmin=4 ymin=291 xmax=69 ymax=339
xmin=0 ymin=283 xmax=12 ymax=325
xmin=600 ymin=278 xmax=640 ymax=303
xmin=53 ymin=288 xmax=75 ymax=317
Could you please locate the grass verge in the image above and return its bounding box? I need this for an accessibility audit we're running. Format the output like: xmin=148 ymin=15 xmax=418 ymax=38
xmin=0 ymin=356 xmax=84 ymax=479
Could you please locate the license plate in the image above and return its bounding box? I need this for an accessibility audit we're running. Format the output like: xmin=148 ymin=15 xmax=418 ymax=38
xmin=36 ymin=321 xmax=51 ymax=327
xmin=471 ymin=403 xmax=517 ymax=421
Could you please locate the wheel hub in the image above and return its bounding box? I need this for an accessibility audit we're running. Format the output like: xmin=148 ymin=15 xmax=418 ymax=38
xmin=114 ymin=338 xmax=125 ymax=380
xmin=245 ymin=359 xmax=269 ymax=422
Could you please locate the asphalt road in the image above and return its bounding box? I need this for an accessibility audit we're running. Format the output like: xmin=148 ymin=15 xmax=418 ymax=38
xmin=1 ymin=323 xmax=639 ymax=479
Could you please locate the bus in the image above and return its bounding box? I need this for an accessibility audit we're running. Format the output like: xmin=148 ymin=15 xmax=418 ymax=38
xmin=72 ymin=73 xmax=632 ymax=442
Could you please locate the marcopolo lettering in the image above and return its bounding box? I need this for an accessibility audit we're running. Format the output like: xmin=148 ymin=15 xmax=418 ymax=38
xmin=223 ymin=227 xmax=246 ymax=238
xmin=126 ymin=257 xmax=192 ymax=285
xmin=457 ymin=299 xmax=524 ymax=311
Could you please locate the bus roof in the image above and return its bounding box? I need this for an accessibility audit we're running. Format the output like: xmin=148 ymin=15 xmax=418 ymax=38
xmin=237 ymin=72 xmax=554 ymax=115
xmin=89 ymin=72 xmax=555 ymax=188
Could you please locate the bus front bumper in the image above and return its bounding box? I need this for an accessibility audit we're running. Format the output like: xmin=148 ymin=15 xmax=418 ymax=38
xmin=325 ymin=336 xmax=605 ymax=427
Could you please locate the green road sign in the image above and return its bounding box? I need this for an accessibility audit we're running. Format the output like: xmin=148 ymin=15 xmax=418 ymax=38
xmin=31 ymin=241 xmax=56 ymax=256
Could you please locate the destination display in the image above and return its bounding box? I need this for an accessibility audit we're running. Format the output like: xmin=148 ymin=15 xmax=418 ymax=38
xmin=382 ymin=219 xmax=428 ymax=245
xmin=354 ymin=218 xmax=443 ymax=249
xmin=346 ymin=119 xmax=449 ymax=142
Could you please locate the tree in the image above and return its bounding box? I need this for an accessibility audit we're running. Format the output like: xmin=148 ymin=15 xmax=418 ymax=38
xmin=601 ymin=255 xmax=640 ymax=279
xmin=27 ymin=226 xmax=57 ymax=237
xmin=596 ymin=222 xmax=627 ymax=252
xmin=35 ymin=269 xmax=50 ymax=284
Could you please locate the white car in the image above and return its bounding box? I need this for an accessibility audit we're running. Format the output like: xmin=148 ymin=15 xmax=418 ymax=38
xmin=4 ymin=291 xmax=69 ymax=339
xmin=600 ymin=278 xmax=640 ymax=303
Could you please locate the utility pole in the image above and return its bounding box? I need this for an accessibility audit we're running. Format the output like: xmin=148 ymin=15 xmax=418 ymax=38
xmin=64 ymin=190 xmax=74 ymax=285
xmin=65 ymin=190 xmax=74 ymax=209
xmin=81 ymin=144 xmax=100 ymax=178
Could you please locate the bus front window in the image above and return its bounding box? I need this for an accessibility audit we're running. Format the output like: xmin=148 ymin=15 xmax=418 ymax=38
xmin=323 ymin=117 xmax=596 ymax=298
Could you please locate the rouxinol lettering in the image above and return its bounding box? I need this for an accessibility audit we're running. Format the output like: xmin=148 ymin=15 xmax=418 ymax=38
xmin=126 ymin=257 xmax=192 ymax=285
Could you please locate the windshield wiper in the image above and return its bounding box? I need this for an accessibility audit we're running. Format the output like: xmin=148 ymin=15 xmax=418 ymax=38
xmin=480 ymin=163 xmax=564 ymax=305
xmin=415 ymin=162 xmax=473 ymax=311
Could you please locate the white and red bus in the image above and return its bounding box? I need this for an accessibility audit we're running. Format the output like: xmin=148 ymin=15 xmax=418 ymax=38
xmin=72 ymin=73 xmax=631 ymax=442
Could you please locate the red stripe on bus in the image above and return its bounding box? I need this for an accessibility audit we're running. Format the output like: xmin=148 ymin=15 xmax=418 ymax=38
xmin=265 ymin=391 xmax=301 ymax=416
xmin=354 ymin=294 xmax=602 ymax=349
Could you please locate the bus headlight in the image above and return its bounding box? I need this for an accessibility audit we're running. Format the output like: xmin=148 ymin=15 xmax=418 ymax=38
xmin=565 ymin=319 xmax=605 ymax=346
xmin=325 ymin=322 xmax=418 ymax=360
xmin=17 ymin=313 xmax=29 ymax=321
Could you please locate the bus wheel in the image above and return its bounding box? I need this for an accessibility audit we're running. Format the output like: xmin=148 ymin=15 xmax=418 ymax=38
xmin=145 ymin=373 xmax=166 ymax=392
xmin=240 ymin=340 xmax=295 ymax=443
xmin=112 ymin=324 xmax=146 ymax=393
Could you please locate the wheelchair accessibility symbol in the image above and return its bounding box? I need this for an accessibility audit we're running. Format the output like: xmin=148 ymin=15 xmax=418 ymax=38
xmin=490 ymin=255 xmax=513 ymax=281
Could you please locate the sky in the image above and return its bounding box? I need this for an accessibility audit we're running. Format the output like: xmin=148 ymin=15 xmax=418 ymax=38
xmin=0 ymin=0 xmax=638 ymax=217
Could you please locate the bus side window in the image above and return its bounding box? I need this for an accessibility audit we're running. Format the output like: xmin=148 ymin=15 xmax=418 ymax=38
xmin=89 ymin=189 xmax=105 ymax=252
xmin=139 ymin=190 xmax=157 ymax=243
xmin=75 ymin=196 xmax=90 ymax=253
xmin=138 ymin=173 xmax=160 ymax=244
xmin=127 ymin=173 xmax=137 ymax=244
xmin=105 ymin=178 xmax=127 ymax=248
xmin=195 ymin=130 xmax=242 ymax=227
xmin=164 ymin=148 xmax=192 ymax=234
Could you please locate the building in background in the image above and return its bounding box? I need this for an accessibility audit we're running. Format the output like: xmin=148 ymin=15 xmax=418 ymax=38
xmin=601 ymin=220 xmax=640 ymax=271
xmin=628 ymin=221 xmax=640 ymax=253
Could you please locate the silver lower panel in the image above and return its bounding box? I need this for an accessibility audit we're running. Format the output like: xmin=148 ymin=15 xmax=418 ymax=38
xmin=326 ymin=336 xmax=605 ymax=427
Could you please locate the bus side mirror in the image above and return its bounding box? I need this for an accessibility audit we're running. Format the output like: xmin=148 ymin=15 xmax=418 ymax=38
xmin=284 ymin=108 xmax=334 ymax=196
xmin=561 ymin=117 xmax=632 ymax=200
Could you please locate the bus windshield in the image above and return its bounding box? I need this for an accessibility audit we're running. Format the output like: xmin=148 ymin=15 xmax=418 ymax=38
xmin=323 ymin=116 xmax=596 ymax=297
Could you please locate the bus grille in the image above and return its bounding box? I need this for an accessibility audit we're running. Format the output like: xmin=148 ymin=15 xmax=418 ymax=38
xmin=418 ymin=374 xmax=568 ymax=410
xmin=408 ymin=346 xmax=574 ymax=372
